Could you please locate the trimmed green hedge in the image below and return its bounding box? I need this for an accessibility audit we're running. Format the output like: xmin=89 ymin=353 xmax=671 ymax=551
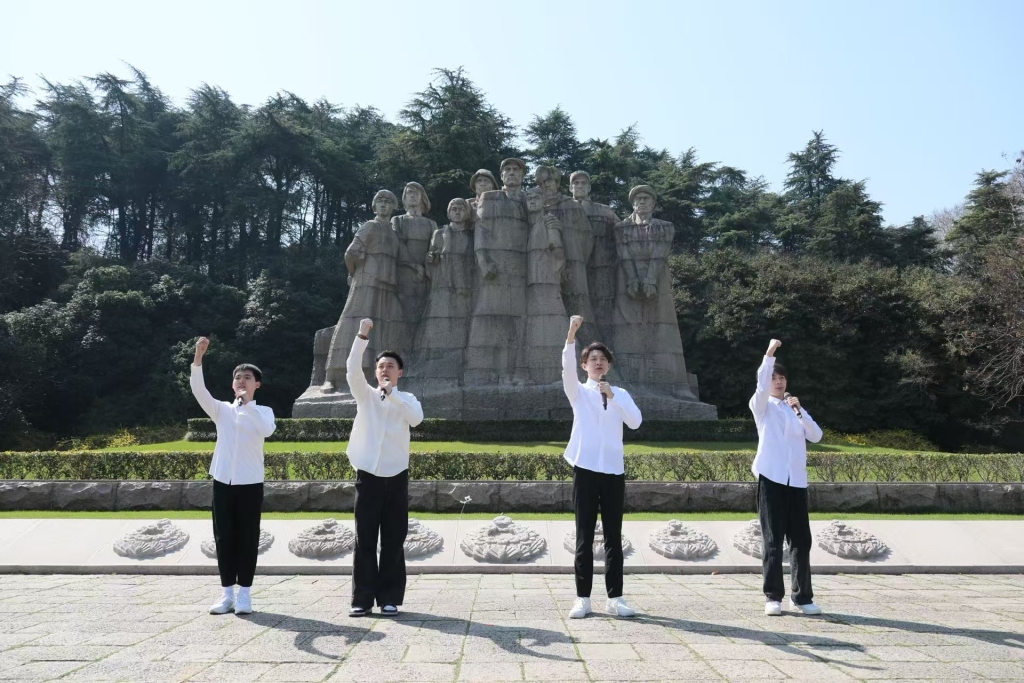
xmin=184 ymin=418 xmax=757 ymax=443
xmin=2 ymin=450 xmax=1023 ymax=482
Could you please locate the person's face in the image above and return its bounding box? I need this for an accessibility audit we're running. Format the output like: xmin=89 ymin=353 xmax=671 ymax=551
xmin=571 ymin=177 xmax=590 ymax=200
xmin=526 ymin=192 xmax=544 ymax=212
xmin=770 ymin=372 xmax=787 ymax=398
xmin=232 ymin=370 xmax=260 ymax=397
xmin=449 ymin=203 xmax=467 ymax=223
xmin=474 ymin=177 xmax=495 ymax=194
xmin=376 ymin=355 xmax=403 ymax=386
xmin=581 ymin=350 xmax=610 ymax=380
xmin=404 ymin=187 xmax=421 ymax=211
xmin=374 ymin=196 xmax=394 ymax=216
xmin=502 ymin=165 xmax=524 ymax=187
xmin=632 ymin=192 xmax=655 ymax=214
xmin=540 ymin=174 xmax=559 ymax=195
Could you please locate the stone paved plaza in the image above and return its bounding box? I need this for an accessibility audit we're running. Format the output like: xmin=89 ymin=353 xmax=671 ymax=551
xmin=1 ymin=574 xmax=1023 ymax=682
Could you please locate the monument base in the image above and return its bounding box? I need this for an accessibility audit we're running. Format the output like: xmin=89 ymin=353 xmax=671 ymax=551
xmin=293 ymin=381 xmax=717 ymax=421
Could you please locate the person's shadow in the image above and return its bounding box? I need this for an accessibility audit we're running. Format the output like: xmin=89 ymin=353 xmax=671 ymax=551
xmin=242 ymin=610 xmax=576 ymax=662
xmin=242 ymin=612 xmax=385 ymax=660
xmin=394 ymin=611 xmax=576 ymax=661
xmin=638 ymin=609 xmax=1024 ymax=673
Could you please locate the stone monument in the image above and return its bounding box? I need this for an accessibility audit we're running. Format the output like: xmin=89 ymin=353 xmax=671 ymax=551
xmin=464 ymin=158 xmax=530 ymax=386
xmin=647 ymin=520 xmax=718 ymax=560
xmin=392 ymin=182 xmax=436 ymax=328
xmin=817 ymin=520 xmax=889 ymax=560
xmin=522 ymin=186 xmax=567 ymax=383
xmin=113 ymin=519 xmax=189 ymax=559
xmin=321 ymin=190 xmax=405 ymax=397
xmin=288 ymin=518 xmax=355 ymax=559
xmin=611 ymin=186 xmax=699 ymax=400
xmin=414 ymin=198 xmax=476 ymax=385
xmin=459 ymin=515 xmax=547 ymax=563
xmin=294 ymin=162 xmax=717 ymax=420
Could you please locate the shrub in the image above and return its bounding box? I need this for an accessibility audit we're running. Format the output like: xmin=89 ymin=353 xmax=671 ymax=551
xmin=2 ymin=450 xmax=1021 ymax=482
xmin=184 ymin=418 xmax=758 ymax=443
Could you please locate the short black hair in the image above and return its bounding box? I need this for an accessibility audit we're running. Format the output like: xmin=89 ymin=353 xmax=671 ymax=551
xmin=772 ymin=362 xmax=787 ymax=379
xmin=375 ymin=350 xmax=404 ymax=370
xmin=233 ymin=363 xmax=262 ymax=383
xmin=580 ymin=342 xmax=614 ymax=365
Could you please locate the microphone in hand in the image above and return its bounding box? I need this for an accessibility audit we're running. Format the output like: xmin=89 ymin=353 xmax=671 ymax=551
xmin=600 ymin=374 xmax=607 ymax=410
xmin=783 ymin=391 xmax=802 ymax=418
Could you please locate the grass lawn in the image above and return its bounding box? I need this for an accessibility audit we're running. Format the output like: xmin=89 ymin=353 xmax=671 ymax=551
xmin=0 ymin=510 xmax=1018 ymax=521
xmin=102 ymin=440 xmax=925 ymax=454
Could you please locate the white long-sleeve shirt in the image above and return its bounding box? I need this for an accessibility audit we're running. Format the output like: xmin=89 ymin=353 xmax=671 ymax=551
xmin=190 ymin=364 xmax=276 ymax=485
xmin=561 ymin=342 xmax=643 ymax=475
xmin=749 ymin=355 xmax=823 ymax=488
xmin=346 ymin=336 xmax=424 ymax=477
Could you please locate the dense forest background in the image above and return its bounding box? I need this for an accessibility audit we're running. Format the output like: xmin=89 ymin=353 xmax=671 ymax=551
xmin=1 ymin=67 xmax=1021 ymax=450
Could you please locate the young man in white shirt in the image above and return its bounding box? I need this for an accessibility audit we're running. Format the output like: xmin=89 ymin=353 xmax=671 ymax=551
xmin=562 ymin=315 xmax=643 ymax=619
xmin=190 ymin=337 xmax=276 ymax=616
xmin=346 ymin=318 xmax=424 ymax=617
xmin=749 ymin=338 xmax=824 ymax=617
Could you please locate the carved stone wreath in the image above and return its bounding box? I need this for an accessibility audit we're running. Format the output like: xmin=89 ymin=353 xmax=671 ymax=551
xmin=562 ymin=521 xmax=633 ymax=560
xmin=817 ymin=520 xmax=889 ymax=560
xmin=647 ymin=520 xmax=718 ymax=560
xmin=405 ymin=518 xmax=444 ymax=559
xmin=201 ymin=529 xmax=275 ymax=559
xmin=460 ymin=515 xmax=547 ymax=563
xmin=288 ymin=518 xmax=355 ymax=559
xmin=113 ymin=519 xmax=189 ymax=559
xmin=732 ymin=519 xmax=790 ymax=561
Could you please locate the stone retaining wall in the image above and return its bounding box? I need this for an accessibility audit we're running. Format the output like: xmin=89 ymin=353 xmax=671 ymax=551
xmin=1 ymin=481 xmax=1022 ymax=513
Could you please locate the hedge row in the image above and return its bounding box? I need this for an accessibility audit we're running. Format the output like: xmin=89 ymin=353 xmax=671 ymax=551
xmin=184 ymin=418 xmax=757 ymax=443
xmin=3 ymin=450 xmax=1023 ymax=482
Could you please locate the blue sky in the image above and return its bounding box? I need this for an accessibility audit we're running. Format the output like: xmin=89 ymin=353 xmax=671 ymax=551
xmin=2 ymin=0 xmax=1020 ymax=224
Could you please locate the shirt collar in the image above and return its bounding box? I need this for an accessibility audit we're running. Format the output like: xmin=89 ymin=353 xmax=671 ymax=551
xmin=585 ymin=378 xmax=600 ymax=388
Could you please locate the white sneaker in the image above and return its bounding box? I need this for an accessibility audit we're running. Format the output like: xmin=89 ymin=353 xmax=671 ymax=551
xmin=606 ymin=597 xmax=636 ymax=617
xmin=568 ymin=597 xmax=592 ymax=619
xmin=790 ymin=601 xmax=822 ymax=615
xmin=234 ymin=591 xmax=252 ymax=615
xmin=764 ymin=600 xmax=782 ymax=616
xmin=209 ymin=595 xmax=234 ymax=615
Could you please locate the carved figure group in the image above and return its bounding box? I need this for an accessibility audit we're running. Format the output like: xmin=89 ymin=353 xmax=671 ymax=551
xmin=323 ymin=161 xmax=694 ymax=394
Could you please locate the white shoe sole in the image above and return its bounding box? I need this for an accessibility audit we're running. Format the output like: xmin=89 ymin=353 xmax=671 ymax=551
xmin=209 ymin=606 xmax=234 ymax=615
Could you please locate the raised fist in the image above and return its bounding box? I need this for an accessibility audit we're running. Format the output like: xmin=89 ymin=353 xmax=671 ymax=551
xmin=359 ymin=319 xmax=374 ymax=336
xmin=569 ymin=315 xmax=584 ymax=332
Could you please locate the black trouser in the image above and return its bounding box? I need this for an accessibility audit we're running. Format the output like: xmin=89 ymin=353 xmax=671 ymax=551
xmin=212 ymin=480 xmax=264 ymax=588
xmin=352 ymin=469 xmax=409 ymax=609
xmin=572 ymin=465 xmax=625 ymax=599
xmin=758 ymin=474 xmax=813 ymax=604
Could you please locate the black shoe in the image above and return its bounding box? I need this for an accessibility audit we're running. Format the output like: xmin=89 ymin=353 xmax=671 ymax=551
xmin=349 ymin=606 xmax=369 ymax=617
xmin=380 ymin=605 xmax=399 ymax=616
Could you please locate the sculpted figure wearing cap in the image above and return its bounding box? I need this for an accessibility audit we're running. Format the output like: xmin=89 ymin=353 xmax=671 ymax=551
xmin=392 ymin=182 xmax=437 ymax=329
xmin=569 ymin=170 xmax=620 ymax=335
xmin=468 ymin=169 xmax=498 ymax=224
xmin=535 ymin=165 xmax=598 ymax=348
xmin=324 ymin=189 xmax=406 ymax=393
xmin=465 ymin=158 xmax=531 ymax=384
xmin=611 ymin=185 xmax=696 ymax=399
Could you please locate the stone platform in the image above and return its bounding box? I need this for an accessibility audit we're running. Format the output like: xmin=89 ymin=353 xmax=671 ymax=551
xmin=1 ymin=573 xmax=1023 ymax=682
xmin=2 ymin=519 xmax=1023 ymax=576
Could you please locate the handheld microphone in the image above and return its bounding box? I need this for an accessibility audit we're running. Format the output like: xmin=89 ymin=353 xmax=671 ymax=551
xmin=783 ymin=392 xmax=802 ymax=418
xmin=599 ymin=374 xmax=607 ymax=410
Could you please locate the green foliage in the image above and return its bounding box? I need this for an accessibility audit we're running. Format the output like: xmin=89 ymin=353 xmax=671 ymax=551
xmin=183 ymin=418 xmax=757 ymax=443
xmin=2 ymin=450 xmax=1021 ymax=483
xmin=0 ymin=67 xmax=1020 ymax=453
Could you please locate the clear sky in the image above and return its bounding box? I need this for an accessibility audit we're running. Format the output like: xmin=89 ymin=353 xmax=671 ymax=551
xmin=2 ymin=0 xmax=1020 ymax=225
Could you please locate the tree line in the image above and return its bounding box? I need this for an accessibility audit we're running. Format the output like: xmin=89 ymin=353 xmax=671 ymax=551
xmin=0 ymin=67 xmax=1021 ymax=450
